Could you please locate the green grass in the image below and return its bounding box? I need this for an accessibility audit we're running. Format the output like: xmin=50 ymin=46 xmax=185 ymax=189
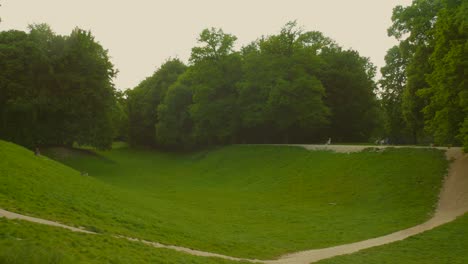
xmin=0 ymin=140 xmax=448 ymax=259
xmin=0 ymin=218 xmax=243 ymax=264
xmin=315 ymin=213 xmax=468 ymax=264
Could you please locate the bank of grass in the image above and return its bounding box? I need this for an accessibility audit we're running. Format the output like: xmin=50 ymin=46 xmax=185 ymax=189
xmin=315 ymin=213 xmax=468 ymax=264
xmin=0 ymin=218 xmax=243 ymax=264
xmin=0 ymin=140 xmax=448 ymax=259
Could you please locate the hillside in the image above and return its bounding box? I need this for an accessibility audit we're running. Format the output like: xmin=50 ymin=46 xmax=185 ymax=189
xmin=0 ymin=140 xmax=448 ymax=259
xmin=315 ymin=213 xmax=468 ymax=264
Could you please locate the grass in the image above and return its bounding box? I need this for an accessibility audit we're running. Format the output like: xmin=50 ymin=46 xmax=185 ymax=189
xmin=0 ymin=140 xmax=448 ymax=259
xmin=0 ymin=218 xmax=244 ymax=264
xmin=315 ymin=213 xmax=468 ymax=264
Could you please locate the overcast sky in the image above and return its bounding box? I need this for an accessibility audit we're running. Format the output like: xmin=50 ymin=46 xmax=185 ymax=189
xmin=1 ymin=0 xmax=412 ymax=90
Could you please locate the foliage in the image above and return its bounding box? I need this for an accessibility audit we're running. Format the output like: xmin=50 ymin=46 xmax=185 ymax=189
xmin=155 ymin=73 xmax=194 ymax=148
xmin=319 ymin=48 xmax=380 ymax=142
xmin=131 ymin=22 xmax=379 ymax=148
xmin=238 ymin=22 xmax=330 ymax=143
xmin=420 ymin=0 xmax=467 ymax=146
xmin=188 ymin=28 xmax=242 ymax=145
xmin=126 ymin=59 xmax=186 ymax=146
xmin=382 ymin=0 xmax=467 ymax=150
xmin=0 ymin=24 xmax=118 ymax=150
xmin=379 ymin=45 xmax=410 ymax=143
xmin=388 ymin=0 xmax=441 ymax=144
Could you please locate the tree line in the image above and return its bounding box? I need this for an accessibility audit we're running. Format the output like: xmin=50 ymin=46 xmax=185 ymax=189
xmin=1 ymin=0 xmax=466 ymax=151
xmin=126 ymin=22 xmax=380 ymax=149
xmin=380 ymin=0 xmax=467 ymax=151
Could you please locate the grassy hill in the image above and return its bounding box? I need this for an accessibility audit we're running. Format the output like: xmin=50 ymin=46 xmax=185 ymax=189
xmin=0 ymin=218 xmax=243 ymax=264
xmin=315 ymin=213 xmax=468 ymax=264
xmin=0 ymin=140 xmax=448 ymax=259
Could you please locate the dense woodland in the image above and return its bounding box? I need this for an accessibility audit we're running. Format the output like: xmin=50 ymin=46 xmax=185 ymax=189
xmin=0 ymin=0 xmax=466 ymax=151
xmin=127 ymin=22 xmax=380 ymax=148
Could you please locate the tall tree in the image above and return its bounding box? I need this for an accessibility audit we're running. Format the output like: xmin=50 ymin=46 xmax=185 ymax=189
xmin=126 ymin=59 xmax=186 ymax=146
xmin=155 ymin=73 xmax=194 ymax=148
xmin=419 ymin=0 xmax=467 ymax=147
xmin=238 ymin=22 xmax=329 ymax=143
xmin=55 ymin=28 xmax=117 ymax=149
xmin=0 ymin=25 xmax=118 ymax=149
xmin=379 ymin=45 xmax=410 ymax=143
xmin=319 ymin=48 xmax=380 ymax=142
xmin=0 ymin=30 xmax=38 ymax=147
xmin=388 ymin=0 xmax=442 ymax=143
xmin=188 ymin=28 xmax=242 ymax=145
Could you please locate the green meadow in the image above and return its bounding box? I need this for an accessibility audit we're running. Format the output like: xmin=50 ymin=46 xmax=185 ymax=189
xmin=0 ymin=140 xmax=448 ymax=259
xmin=0 ymin=218 xmax=244 ymax=264
xmin=316 ymin=213 xmax=468 ymax=264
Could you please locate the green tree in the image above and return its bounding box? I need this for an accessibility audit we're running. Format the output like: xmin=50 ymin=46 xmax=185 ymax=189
xmin=319 ymin=48 xmax=380 ymax=142
xmin=111 ymin=90 xmax=129 ymax=141
xmin=126 ymin=59 xmax=186 ymax=146
xmin=0 ymin=25 xmax=118 ymax=150
xmin=388 ymin=0 xmax=442 ymax=143
xmin=238 ymin=22 xmax=329 ymax=143
xmin=55 ymin=28 xmax=117 ymax=149
xmin=419 ymin=0 xmax=467 ymax=147
xmin=379 ymin=45 xmax=410 ymax=143
xmin=0 ymin=30 xmax=38 ymax=147
xmin=188 ymin=28 xmax=242 ymax=145
xmin=155 ymin=73 xmax=194 ymax=148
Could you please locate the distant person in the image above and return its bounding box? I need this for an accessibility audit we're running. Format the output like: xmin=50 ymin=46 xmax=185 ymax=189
xmin=34 ymin=147 xmax=41 ymax=156
xmin=326 ymin=137 xmax=331 ymax=145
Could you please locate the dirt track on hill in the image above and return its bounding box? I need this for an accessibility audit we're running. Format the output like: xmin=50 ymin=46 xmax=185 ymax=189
xmin=1 ymin=145 xmax=467 ymax=264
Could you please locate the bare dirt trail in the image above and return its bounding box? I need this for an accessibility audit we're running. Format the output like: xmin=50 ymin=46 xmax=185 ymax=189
xmin=0 ymin=209 xmax=95 ymax=234
xmin=1 ymin=146 xmax=467 ymax=264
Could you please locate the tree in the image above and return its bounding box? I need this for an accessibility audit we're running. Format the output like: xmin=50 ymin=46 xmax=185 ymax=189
xmin=54 ymin=28 xmax=117 ymax=149
xmin=126 ymin=59 xmax=186 ymax=146
xmin=111 ymin=90 xmax=128 ymax=141
xmin=319 ymin=48 xmax=380 ymax=142
xmin=0 ymin=30 xmax=38 ymax=147
xmin=385 ymin=0 xmax=467 ymax=151
xmin=155 ymin=73 xmax=194 ymax=148
xmin=419 ymin=0 xmax=467 ymax=147
xmin=379 ymin=45 xmax=410 ymax=143
xmin=188 ymin=28 xmax=242 ymax=145
xmin=238 ymin=22 xmax=329 ymax=143
xmin=388 ymin=0 xmax=442 ymax=143
xmin=0 ymin=25 xmax=118 ymax=150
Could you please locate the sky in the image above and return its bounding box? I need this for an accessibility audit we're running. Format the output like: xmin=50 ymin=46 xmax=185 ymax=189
xmin=0 ymin=0 xmax=412 ymax=90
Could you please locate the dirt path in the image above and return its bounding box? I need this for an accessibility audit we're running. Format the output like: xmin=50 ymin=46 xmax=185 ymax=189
xmin=1 ymin=146 xmax=467 ymax=264
xmin=0 ymin=209 xmax=95 ymax=234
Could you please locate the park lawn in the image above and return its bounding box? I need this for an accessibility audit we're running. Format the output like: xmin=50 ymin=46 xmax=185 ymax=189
xmin=0 ymin=140 xmax=448 ymax=259
xmin=0 ymin=218 xmax=244 ymax=264
xmin=315 ymin=213 xmax=468 ymax=264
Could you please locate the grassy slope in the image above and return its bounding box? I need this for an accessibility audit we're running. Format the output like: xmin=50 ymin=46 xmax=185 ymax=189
xmin=0 ymin=140 xmax=448 ymax=259
xmin=315 ymin=213 xmax=468 ymax=264
xmin=0 ymin=218 xmax=243 ymax=264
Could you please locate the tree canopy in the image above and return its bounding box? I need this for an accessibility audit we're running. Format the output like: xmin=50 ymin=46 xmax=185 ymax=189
xmin=127 ymin=22 xmax=380 ymax=149
xmin=0 ymin=24 xmax=120 ymax=149
xmin=380 ymin=0 xmax=467 ymax=150
xmin=4 ymin=8 xmax=463 ymax=151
